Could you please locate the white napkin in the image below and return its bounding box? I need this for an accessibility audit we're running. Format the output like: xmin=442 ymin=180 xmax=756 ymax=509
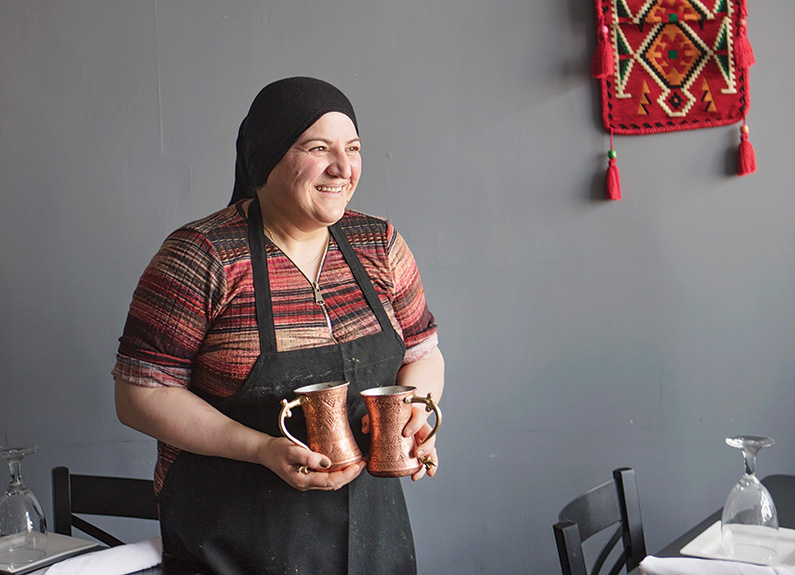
xmin=641 ymin=556 xmax=795 ymax=575
xmin=31 ymin=537 xmax=162 ymax=575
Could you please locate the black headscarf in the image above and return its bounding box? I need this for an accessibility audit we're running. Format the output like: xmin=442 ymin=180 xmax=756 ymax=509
xmin=229 ymin=77 xmax=359 ymax=206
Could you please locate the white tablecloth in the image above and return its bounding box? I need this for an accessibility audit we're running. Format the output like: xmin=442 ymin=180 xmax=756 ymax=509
xmin=29 ymin=537 xmax=161 ymax=575
xmin=641 ymin=556 xmax=795 ymax=575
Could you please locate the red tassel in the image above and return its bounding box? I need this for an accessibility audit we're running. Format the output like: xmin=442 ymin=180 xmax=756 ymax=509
xmin=606 ymin=149 xmax=621 ymax=200
xmin=591 ymin=23 xmax=614 ymax=79
xmin=735 ymin=16 xmax=755 ymax=69
xmin=738 ymin=122 xmax=756 ymax=176
xmin=605 ymin=131 xmax=621 ymax=200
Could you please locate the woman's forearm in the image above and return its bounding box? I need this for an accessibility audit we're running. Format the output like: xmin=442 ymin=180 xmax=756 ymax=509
xmin=115 ymin=378 xmax=365 ymax=488
xmin=395 ymin=346 xmax=444 ymax=402
xmin=114 ymin=379 xmax=273 ymax=465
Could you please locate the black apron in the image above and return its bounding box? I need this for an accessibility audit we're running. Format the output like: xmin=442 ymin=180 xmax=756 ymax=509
xmin=158 ymin=199 xmax=416 ymax=575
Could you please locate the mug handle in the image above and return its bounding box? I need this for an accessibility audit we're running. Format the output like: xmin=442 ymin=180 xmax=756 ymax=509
xmin=405 ymin=392 xmax=442 ymax=446
xmin=279 ymin=396 xmax=310 ymax=451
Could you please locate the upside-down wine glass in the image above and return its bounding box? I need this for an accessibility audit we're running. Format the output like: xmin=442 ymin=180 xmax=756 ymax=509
xmin=0 ymin=446 xmax=48 ymax=568
xmin=721 ymin=435 xmax=778 ymax=563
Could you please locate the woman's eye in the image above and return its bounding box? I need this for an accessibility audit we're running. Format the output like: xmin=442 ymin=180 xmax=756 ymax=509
xmin=309 ymin=146 xmax=327 ymax=152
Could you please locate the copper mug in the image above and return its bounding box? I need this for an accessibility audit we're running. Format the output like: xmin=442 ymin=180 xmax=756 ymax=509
xmin=360 ymin=386 xmax=442 ymax=478
xmin=279 ymin=381 xmax=363 ymax=471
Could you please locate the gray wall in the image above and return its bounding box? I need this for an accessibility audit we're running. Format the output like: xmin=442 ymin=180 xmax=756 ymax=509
xmin=2 ymin=1 xmax=794 ymax=573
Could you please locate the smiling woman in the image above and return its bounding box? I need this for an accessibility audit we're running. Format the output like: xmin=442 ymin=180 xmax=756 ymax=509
xmin=112 ymin=77 xmax=444 ymax=575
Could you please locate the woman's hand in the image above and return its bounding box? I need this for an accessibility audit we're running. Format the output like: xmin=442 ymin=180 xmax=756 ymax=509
xmin=393 ymin=346 xmax=445 ymax=480
xmin=258 ymin=435 xmax=366 ymax=491
xmin=404 ymin=407 xmax=439 ymax=481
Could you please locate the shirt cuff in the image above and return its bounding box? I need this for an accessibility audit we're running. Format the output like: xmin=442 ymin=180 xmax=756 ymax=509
xmin=403 ymin=333 xmax=439 ymax=365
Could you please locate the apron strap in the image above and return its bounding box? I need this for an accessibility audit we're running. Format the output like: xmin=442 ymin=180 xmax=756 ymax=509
xmin=247 ymin=198 xmax=398 ymax=354
xmin=329 ymin=223 xmax=395 ymax=334
xmin=246 ymin=197 xmax=277 ymax=355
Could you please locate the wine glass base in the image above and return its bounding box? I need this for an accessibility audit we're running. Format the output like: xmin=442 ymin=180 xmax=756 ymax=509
xmin=0 ymin=547 xmax=47 ymax=565
xmin=725 ymin=435 xmax=775 ymax=452
xmin=0 ymin=533 xmax=47 ymax=567
xmin=724 ymin=544 xmax=777 ymax=564
xmin=721 ymin=524 xmax=779 ymax=564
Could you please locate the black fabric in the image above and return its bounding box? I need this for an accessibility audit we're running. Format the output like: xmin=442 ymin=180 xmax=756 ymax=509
xmin=158 ymin=198 xmax=415 ymax=575
xmin=229 ymin=77 xmax=359 ymax=206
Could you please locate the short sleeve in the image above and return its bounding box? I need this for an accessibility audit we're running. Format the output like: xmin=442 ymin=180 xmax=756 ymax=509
xmin=112 ymin=228 xmax=227 ymax=389
xmin=386 ymin=225 xmax=438 ymax=363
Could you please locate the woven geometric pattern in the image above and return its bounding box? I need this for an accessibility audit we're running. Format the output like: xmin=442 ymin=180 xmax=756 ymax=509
xmin=596 ymin=0 xmax=750 ymax=135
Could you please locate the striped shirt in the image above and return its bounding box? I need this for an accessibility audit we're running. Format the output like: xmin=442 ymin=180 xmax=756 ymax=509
xmin=112 ymin=202 xmax=437 ymax=491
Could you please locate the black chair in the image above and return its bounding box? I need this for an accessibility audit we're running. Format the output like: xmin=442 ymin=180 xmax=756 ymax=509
xmin=52 ymin=466 xmax=159 ymax=547
xmin=553 ymin=467 xmax=647 ymax=575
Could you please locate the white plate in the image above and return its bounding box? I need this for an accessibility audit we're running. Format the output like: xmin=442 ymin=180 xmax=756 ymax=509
xmin=681 ymin=521 xmax=795 ymax=566
xmin=0 ymin=533 xmax=99 ymax=574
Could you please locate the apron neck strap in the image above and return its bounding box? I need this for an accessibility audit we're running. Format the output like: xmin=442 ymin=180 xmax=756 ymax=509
xmin=329 ymin=223 xmax=395 ymax=333
xmin=246 ymin=196 xmax=277 ymax=355
xmin=247 ymin=197 xmax=398 ymax=355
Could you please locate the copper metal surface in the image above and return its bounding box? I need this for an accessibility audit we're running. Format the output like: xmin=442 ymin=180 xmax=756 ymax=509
xmin=360 ymin=386 xmax=442 ymax=478
xmin=279 ymin=381 xmax=362 ymax=471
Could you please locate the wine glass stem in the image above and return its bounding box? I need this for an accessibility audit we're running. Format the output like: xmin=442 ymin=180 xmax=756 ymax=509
xmin=743 ymin=449 xmax=757 ymax=476
xmin=7 ymin=459 xmax=23 ymax=487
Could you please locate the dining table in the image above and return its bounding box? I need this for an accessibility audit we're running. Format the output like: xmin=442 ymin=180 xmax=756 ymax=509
xmin=628 ymin=474 xmax=795 ymax=574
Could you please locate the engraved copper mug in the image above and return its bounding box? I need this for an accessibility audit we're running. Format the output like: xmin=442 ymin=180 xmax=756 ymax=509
xmin=279 ymin=381 xmax=362 ymax=471
xmin=360 ymin=385 xmax=442 ymax=478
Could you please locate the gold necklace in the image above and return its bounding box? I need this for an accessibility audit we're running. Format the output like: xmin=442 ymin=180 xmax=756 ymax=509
xmin=263 ymin=224 xmax=329 ymax=267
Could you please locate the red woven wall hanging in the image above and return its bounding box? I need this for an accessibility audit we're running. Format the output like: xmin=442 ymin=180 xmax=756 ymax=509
xmin=592 ymin=0 xmax=756 ymax=200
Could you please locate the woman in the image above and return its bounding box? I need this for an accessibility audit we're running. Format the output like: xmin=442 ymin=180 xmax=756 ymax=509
xmin=113 ymin=77 xmax=444 ymax=574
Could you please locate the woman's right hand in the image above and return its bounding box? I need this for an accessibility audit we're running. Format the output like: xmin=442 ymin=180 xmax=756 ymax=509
xmin=258 ymin=435 xmax=366 ymax=491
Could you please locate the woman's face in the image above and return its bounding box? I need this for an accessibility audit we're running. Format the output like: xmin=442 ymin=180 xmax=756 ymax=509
xmin=261 ymin=112 xmax=361 ymax=232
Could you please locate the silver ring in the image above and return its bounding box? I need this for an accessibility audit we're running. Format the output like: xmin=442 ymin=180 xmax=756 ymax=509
xmin=297 ymin=465 xmax=311 ymax=475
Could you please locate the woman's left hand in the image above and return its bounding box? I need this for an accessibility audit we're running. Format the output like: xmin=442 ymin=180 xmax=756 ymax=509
xmin=404 ymin=407 xmax=439 ymax=481
xmin=363 ymin=347 xmax=444 ymax=480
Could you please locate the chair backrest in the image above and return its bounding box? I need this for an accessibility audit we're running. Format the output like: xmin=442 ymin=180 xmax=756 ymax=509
xmin=553 ymin=467 xmax=646 ymax=575
xmin=51 ymin=466 xmax=158 ymax=547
